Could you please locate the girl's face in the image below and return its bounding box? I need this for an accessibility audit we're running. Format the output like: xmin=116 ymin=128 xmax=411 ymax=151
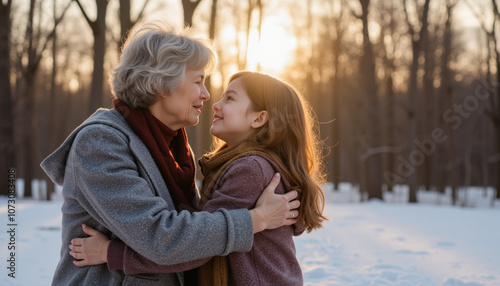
xmin=149 ymin=68 xmax=209 ymax=130
xmin=211 ymin=78 xmax=263 ymax=146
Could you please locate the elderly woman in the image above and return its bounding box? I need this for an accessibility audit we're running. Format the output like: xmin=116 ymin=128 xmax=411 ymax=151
xmin=41 ymin=22 xmax=299 ymax=286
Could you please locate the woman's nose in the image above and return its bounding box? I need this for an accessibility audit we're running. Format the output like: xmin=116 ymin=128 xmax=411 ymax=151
xmin=201 ymin=86 xmax=210 ymax=101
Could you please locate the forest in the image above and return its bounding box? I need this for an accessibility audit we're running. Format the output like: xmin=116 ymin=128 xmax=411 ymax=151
xmin=0 ymin=0 xmax=498 ymax=205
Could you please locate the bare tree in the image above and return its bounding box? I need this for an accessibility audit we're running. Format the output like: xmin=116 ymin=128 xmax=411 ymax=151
xmin=440 ymin=0 xmax=459 ymax=203
xmin=198 ymin=0 xmax=219 ymax=159
xmin=182 ymin=0 xmax=202 ymax=27
xmin=118 ymin=0 xmax=150 ymax=52
xmin=242 ymin=0 xmax=258 ymax=70
xmin=377 ymin=0 xmax=402 ymax=192
xmin=225 ymin=0 xmax=260 ymax=70
xmin=180 ymin=0 xmax=207 ymax=168
xmin=466 ymin=0 xmax=500 ymax=199
xmin=421 ymin=14 xmax=438 ymax=192
xmin=255 ymin=0 xmax=263 ymax=71
xmin=231 ymin=1 xmax=245 ymax=70
xmin=403 ymin=0 xmax=431 ymax=202
xmin=346 ymin=0 xmax=383 ymax=199
xmin=491 ymin=0 xmax=500 ymax=199
xmin=75 ymin=0 xmax=109 ymax=114
xmin=325 ymin=0 xmax=345 ymax=189
xmin=15 ymin=0 xmax=71 ymax=197
xmin=45 ymin=0 xmax=59 ymax=200
xmin=0 ymin=0 xmax=13 ymax=196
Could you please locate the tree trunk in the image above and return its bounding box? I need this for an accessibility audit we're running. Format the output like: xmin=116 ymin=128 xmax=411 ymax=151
xmin=359 ymin=0 xmax=382 ymax=200
xmin=181 ymin=0 xmax=204 ymax=167
xmin=386 ymin=73 xmax=395 ymax=192
xmin=382 ymin=24 xmax=396 ymax=191
xmin=182 ymin=0 xmax=202 ymax=27
xmin=0 ymin=0 xmax=14 ymax=196
xmin=198 ymin=0 xmax=218 ymax=157
xmin=496 ymin=47 xmax=500 ymax=199
xmin=22 ymin=73 xmax=37 ymax=198
xmin=442 ymin=2 xmax=458 ymax=204
xmin=88 ymin=0 xmax=108 ymax=114
xmin=46 ymin=0 xmax=59 ymax=200
xmin=492 ymin=0 xmax=500 ymax=199
xmin=118 ymin=0 xmax=150 ymax=53
xmin=192 ymin=0 xmax=219 ymax=179
xmin=435 ymin=15 xmax=452 ymax=194
xmin=407 ymin=41 xmax=419 ymax=202
xmin=331 ymin=26 xmax=342 ymax=189
xmin=16 ymin=0 xmax=70 ymax=197
xmin=404 ymin=0 xmax=431 ymax=203
xmin=422 ymin=25 xmax=436 ymax=192
xmin=119 ymin=0 xmax=132 ymax=50
xmin=20 ymin=0 xmax=38 ymax=198
xmin=318 ymin=1 xmax=343 ymax=189
xmin=377 ymin=0 xmax=397 ymax=192
xmin=444 ymin=86 xmax=458 ymax=203
xmin=243 ymin=0 xmax=256 ymax=70
xmin=256 ymin=0 xmax=263 ymax=71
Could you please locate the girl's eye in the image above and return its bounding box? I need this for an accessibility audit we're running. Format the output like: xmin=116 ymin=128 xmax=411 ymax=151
xmin=227 ymin=96 xmax=234 ymax=101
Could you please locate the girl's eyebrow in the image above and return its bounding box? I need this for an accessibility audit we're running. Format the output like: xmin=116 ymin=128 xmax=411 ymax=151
xmin=224 ymin=89 xmax=238 ymax=96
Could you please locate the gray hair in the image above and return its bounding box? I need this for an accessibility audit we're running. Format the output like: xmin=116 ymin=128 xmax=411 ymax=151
xmin=110 ymin=22 xmax=218 ymax=108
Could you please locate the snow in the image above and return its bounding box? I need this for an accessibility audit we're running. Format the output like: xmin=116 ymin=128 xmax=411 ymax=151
xmin=1 ymin=184 xmax=499 ymax=286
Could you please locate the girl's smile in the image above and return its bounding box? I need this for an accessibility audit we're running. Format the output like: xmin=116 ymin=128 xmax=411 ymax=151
xmin=210 ymin=78 xmax=267 ymax=146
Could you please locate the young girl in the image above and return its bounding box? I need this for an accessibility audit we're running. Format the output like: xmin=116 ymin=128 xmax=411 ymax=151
xmin=69 ymin=71 xmax=327 ymax=285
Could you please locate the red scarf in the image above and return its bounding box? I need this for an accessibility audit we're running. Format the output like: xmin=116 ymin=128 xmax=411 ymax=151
xmin=113 ymin=99 xmax=196 ymax=211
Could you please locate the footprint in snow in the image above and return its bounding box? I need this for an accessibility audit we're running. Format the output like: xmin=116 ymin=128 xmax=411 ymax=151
xmin=435 ymin=241 xmax=456 ymax=249
xmin=395 ymin=249 xmax=430 ymax=255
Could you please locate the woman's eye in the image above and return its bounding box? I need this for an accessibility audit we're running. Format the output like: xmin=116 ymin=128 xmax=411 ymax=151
xmin=227 ymin=96 xmax=233 ymax=101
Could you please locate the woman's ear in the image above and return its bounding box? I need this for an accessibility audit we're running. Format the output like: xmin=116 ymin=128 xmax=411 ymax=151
xmin=251 ymin=111 xmax=268 ymax=129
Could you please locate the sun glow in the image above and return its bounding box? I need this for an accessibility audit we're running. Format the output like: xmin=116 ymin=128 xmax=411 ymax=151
xmin=219 ymin=19 xmax=297 ymax=76
xmin=246 ymin=23 xmax=297 ymax=74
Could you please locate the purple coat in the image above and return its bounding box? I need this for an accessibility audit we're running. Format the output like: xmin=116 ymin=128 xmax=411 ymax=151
xmin=108 ymin=154 xmax=304 ymax=285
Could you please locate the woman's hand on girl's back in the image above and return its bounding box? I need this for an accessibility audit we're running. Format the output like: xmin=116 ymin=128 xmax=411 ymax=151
xmin=69 ymin=224 xmax=110 ymax=267
xmin=250 ymin=173 xmax=300 ymax=233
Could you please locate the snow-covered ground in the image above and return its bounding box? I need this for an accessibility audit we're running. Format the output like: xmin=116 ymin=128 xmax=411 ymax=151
xmin=0 ymin=184 xmax=499 ymax=286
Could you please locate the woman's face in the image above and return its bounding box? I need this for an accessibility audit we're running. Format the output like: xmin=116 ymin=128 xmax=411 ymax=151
xmin=149 ymin=68 xmax=209 ymax=130
xmin=211 ymin=78 xmax=261 ymax=146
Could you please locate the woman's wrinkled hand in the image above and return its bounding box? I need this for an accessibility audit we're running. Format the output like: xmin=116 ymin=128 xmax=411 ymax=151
xmin=250 ymin=173 xmax=300 ymax=233
xmin=69 ymin=224 xmax=110 ymax=267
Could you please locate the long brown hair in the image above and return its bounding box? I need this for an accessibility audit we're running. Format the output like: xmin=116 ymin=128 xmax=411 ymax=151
xmin=220 ymin=71 xmax=327 ymax=232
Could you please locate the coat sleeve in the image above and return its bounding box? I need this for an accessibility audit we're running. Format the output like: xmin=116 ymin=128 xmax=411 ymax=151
xmin=202 ymin=156 xmax=280 ymax=213
xmin=107 ymin=240 xmax=212 ymax=275
xmin=69 ymin=124 xmax=253 ymax=265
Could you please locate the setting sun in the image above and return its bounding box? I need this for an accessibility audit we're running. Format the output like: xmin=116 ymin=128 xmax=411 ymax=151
xmin=219 ymin=17 xmax=297 ymax=76
xmin=246 ymin=23 xmax=297 ymax=74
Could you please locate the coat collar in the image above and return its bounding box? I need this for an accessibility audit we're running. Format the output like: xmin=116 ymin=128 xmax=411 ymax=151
xmin=41 ymin=108 xmax=178 ymax=209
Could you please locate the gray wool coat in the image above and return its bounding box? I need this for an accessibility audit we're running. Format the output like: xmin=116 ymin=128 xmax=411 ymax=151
xmin=41 ymin=108 xmax=254 ymax=286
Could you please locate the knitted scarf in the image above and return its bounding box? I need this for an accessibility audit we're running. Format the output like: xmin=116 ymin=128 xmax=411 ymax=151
xmin=113 ymin=98 xmax=196 ymax=212
xmin=196 ymin=140 xmax=290 ymax=286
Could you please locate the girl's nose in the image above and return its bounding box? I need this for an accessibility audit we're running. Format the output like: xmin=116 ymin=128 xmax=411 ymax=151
xmin=213 ymin=100 xmax=221 ymax=111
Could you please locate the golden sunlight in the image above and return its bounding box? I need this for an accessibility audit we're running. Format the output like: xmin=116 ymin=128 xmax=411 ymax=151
xmin=246 ymin=22 xmax=297 ymax=74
